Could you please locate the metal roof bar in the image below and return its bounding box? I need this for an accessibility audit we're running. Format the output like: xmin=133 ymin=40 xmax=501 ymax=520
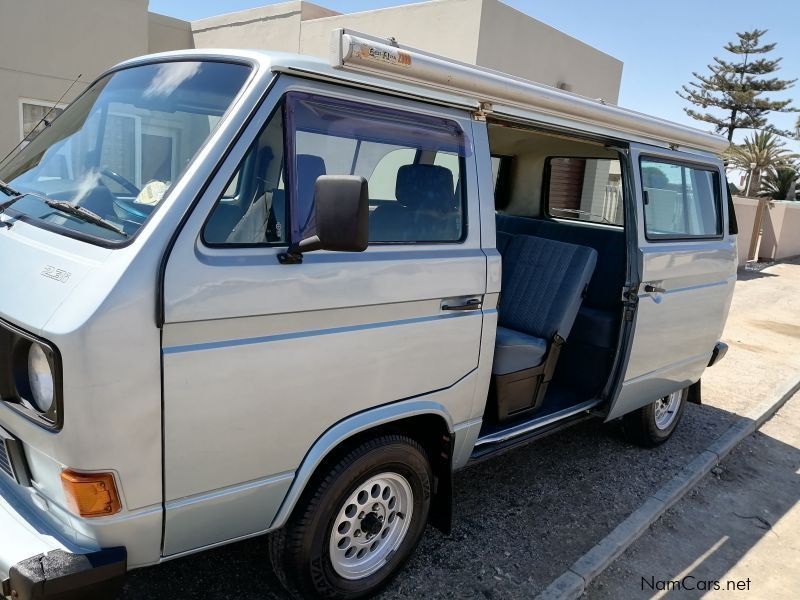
xmin=329 ymin=29 xmax=728 ymax=155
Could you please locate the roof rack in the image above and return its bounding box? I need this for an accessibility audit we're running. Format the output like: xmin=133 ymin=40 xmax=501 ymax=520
xmin=329 ymin=29 xmax=728 ymax=155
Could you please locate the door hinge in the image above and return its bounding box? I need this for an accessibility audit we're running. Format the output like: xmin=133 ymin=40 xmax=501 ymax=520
xmin=472 ymin=102 xmax=493 ymax=121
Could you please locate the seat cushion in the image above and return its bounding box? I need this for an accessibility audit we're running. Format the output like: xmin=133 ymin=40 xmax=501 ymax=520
xmin=492 ymin=326 xmax=548 ymax=375
xmin=571 ymin=306 xmax=619 ymax=349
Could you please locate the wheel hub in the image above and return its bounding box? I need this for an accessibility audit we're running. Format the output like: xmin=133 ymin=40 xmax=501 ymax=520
xmin=361 ymin=511 xmax=384 ymax=537
xmin=654 ymin=389 xmax=683 ymax=430
xmin=329 ymin=472 xmax=414 ymax=580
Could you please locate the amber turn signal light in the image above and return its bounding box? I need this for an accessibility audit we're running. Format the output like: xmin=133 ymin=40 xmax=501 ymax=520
xmin=61 ymin=469 xmax=121 ymax=518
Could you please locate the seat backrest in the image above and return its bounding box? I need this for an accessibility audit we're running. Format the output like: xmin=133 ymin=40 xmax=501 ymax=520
xmin=395 ymin=164 xmax=455 ymax=212
xmin=499 ymin=235 xmax=597 ymax=341
xmin=496 ymin=214 xmax=625 ymax=311
xmin=371 ymin=164 xmax=460 ymax=242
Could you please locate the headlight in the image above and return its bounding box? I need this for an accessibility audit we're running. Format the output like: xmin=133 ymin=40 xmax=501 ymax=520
xmin=27 ymin=343 xmax=55 ymax=413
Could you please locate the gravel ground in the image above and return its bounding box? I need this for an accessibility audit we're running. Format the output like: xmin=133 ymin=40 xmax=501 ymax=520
xmin=121 ymin=403 xmax=736 ymax=599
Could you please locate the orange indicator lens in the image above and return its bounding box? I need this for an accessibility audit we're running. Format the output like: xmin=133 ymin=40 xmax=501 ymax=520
xmin=61 ymin=469 xmax=121 ymax=518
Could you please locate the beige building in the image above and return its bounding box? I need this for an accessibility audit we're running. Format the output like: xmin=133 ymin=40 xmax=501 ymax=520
xmin=0 ymin=0 xmax=623 ymax=156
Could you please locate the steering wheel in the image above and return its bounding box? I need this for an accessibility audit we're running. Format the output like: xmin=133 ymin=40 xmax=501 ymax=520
xmin=101 ymin=168 xmax=140 ymax=196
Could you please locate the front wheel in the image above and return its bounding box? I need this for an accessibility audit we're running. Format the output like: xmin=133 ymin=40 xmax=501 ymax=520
xmin=269 ymin=435 xmax=432 ymax=599
xmin=622 ymin=387 xmax=687 ymax=447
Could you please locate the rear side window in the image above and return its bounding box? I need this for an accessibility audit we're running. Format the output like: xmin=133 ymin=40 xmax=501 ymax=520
xmin=640 ymin=158 xmax=722 ymax=240
xmin=545 ymin=157 xmax=624 ymax=226
xmin=287 ymin=93 xmax=467 ymax=244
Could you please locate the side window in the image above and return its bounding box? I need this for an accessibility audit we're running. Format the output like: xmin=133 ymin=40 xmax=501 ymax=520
xmin=204 ymin=106 xmax=286 ymax=245
xmin=288 ymin=92 xmax=467 ymax=244
xmin=545 ymin=157 xmax=624 ymax=226
xmin=640 ymin=158 xmax=721 ymax=239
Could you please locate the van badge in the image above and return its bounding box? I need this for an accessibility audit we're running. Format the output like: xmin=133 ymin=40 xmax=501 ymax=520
xmin=41 ymin=265 xmax=71 ymax=283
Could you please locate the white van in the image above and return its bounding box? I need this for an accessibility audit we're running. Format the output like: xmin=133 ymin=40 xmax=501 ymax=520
xmin=0 ymin=30 xmax=735 ymax=600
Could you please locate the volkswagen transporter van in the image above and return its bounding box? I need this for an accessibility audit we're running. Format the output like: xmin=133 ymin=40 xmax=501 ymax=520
xmin=0 ymin=30 xmax=735 ymax=600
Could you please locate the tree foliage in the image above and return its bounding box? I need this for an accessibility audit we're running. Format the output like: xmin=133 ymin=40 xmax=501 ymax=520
xmin=760 ymin=166 xmax=798 ymax=200
xmin=725 ymin=131 xmax=797 ymax=195
xmin=677 ymin=29 xmax=797 ymax=141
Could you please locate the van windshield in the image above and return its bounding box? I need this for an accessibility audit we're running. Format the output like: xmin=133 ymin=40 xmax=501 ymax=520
xmin=0 ymin=61 xmax=251 ymax=243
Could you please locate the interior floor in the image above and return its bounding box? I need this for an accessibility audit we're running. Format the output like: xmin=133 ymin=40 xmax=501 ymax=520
xmin=483 ymin=121 xmax=628 ymax=435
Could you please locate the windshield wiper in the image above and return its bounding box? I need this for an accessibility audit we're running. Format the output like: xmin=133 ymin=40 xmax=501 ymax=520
xmin=0 ymin=179 xmax=20 ymax=197
xmin=44 ymin=199 xmax=127 ymax=237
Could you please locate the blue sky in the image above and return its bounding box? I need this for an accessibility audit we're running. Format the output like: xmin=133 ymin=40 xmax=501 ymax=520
xmin=150 ymin=0 xmax=800 ymax=151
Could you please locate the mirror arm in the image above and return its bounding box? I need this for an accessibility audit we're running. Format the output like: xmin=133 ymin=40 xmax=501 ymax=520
xmin=277 ymin=235 xmax=322 ymax=265
xmin=277 ymin=249 xmax=303 ymax=264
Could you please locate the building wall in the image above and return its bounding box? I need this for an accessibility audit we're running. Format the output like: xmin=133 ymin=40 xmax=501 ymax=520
xmin=149 ymin=12 xmax=195 ymax=54
xmin=0 ymin=0 xmax=150 ymax=154
xmin=299 ymin=0 xmax=483 ymax=64
xmin=476 ymin=0 xmax=623 ymax=103
xmin=0 ymin=0 xmax=624 ymax=157
xmin=191 ymin=1 xmax=339 ymax=54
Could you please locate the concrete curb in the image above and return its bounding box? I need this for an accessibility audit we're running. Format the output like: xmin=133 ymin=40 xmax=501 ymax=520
xmin=535 ymin=378 xmax=800 ymax=600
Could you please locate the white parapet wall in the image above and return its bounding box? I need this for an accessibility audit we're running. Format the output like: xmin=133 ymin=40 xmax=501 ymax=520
xmin=761 ymin=201 xmax=800 ymax=261
xmin=733 ymin=196 xmax=800 ymax=265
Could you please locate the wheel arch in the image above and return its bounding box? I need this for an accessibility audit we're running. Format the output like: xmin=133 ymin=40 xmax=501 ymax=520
xmin=269 ymin=401 xmax=457 ymax=534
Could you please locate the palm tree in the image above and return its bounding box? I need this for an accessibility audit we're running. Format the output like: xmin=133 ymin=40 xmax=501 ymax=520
xmin=760 ymin=166 xmax=798 ymax=200
xmin=725 ymin=131 xmax=797 ymax=196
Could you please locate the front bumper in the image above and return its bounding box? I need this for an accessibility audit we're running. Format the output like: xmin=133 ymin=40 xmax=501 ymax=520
xmin=0 ymin=478 xmax=126 ymax=599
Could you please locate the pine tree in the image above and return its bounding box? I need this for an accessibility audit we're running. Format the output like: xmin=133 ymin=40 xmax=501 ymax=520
xmin=677 ymin=29 xmax=797 ymax=141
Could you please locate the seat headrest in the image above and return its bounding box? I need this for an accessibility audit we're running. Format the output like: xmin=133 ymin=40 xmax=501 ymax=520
xmin=297 ymin=154 xmax=327 ymax=188
xmin=395 ymin=164 xmax=455 ymax=211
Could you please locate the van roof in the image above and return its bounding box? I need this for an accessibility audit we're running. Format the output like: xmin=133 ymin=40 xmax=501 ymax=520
xmin=114 ymin=42 xmax=728 ymax=156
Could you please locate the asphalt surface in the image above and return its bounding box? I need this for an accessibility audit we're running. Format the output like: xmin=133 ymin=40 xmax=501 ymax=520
xmin=587 ymin=393 xmax=800 ymax=599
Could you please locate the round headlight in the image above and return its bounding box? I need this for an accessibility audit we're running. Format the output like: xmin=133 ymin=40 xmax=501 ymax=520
xmin=28 ymin=343 xmax=55 ymax=414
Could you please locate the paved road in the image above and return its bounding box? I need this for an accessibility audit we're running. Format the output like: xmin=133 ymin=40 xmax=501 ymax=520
xmin=120 ymin=259 xmax=800 ymax=599
xmin=587 ymin=392 xmax=800 ymax=599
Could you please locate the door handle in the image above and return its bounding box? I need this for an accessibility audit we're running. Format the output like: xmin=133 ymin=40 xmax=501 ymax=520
xmin=441 ymin=298 xmax=482 ymax=311
xmin=644 ymin=284 xmax=666 ymax=294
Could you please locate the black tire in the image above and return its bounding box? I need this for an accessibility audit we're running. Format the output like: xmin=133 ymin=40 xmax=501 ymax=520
xmin=622 ymin=387 xmax=687 ymax=448
xmin=268 ymin=435 xmax=432 ymax=599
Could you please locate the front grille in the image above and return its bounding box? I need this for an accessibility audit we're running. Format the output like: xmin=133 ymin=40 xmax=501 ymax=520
xmin=0 ymin=439 xmax=13 ymax=480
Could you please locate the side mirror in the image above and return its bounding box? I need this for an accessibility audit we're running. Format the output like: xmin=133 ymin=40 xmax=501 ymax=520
xmin=278 ymin=175 xmax=369 ymax=264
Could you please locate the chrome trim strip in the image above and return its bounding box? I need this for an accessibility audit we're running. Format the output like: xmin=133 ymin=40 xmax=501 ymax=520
xmin=473 ymin=399 xmax=602 ymax=447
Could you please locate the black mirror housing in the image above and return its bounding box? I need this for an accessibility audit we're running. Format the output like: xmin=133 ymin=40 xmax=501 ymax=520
xmin=279 ymin=175 xmax=369 ymax=263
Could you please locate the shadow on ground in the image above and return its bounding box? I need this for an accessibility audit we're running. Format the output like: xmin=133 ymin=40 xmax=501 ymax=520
xmin=588 ymin=396 xmax=800 ymax=599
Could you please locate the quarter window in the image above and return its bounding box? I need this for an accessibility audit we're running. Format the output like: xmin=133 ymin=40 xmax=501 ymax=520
xmin=640 ymin=158 xmax=721 ymax=239
xmin=545 ymin=157 xmax=624 ymax=226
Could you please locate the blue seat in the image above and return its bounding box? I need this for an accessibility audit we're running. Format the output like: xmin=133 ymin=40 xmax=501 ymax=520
xmin=493 ymin=235 xmax=597 ymax=374
xmin=493 ymin=327 xmax=548 ymax=375
xmin=495 ymin=214 xmax=625 ymax=350
xmin=370 ymin=164 xmax=459 ymax=242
